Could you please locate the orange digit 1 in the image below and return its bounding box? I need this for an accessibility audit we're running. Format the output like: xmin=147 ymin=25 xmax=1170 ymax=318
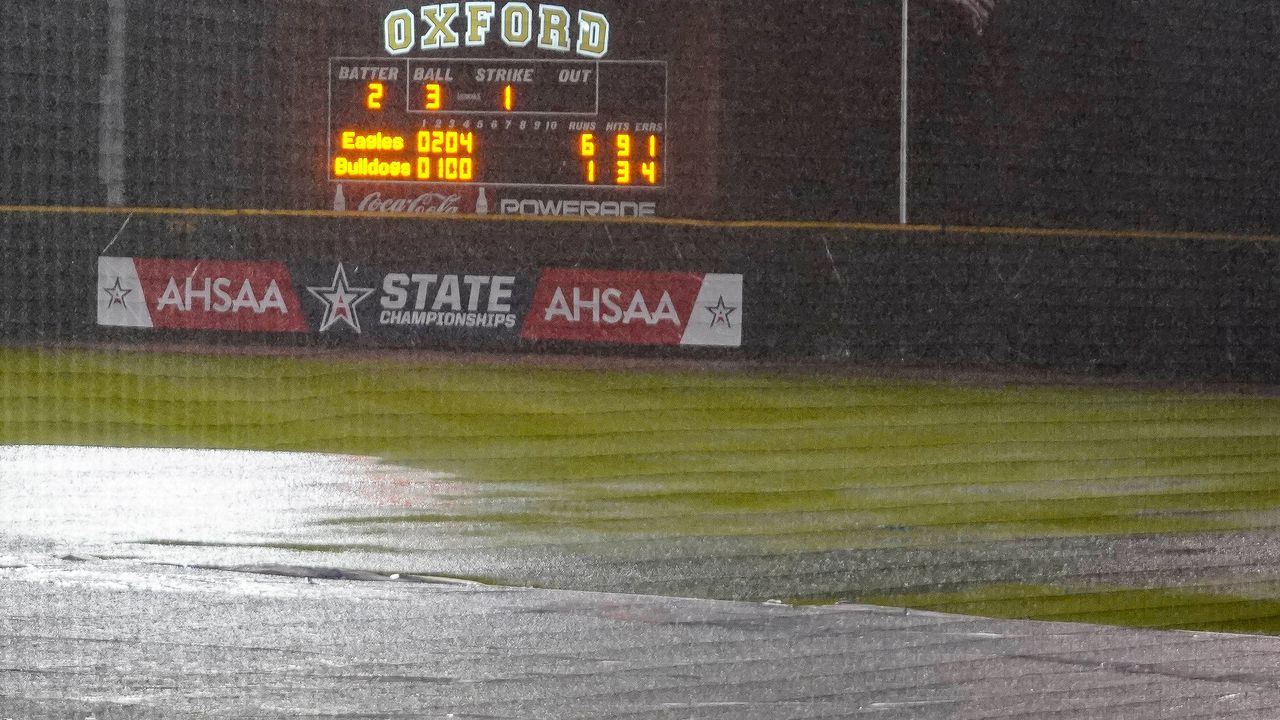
xmin=366 ymin=82 xmax=384 ymax=110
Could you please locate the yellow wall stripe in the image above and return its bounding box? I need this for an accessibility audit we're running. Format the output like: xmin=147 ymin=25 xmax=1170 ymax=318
xmin=1 ymin=204 xmax=1277 ymax=244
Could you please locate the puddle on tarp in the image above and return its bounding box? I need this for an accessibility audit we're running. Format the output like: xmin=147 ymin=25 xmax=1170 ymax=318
xmin=0 ymin=445 xmax=484 ymax=571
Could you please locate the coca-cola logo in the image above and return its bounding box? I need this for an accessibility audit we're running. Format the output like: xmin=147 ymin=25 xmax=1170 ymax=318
xmin=357 ymin=192 xmax=462 ymax=214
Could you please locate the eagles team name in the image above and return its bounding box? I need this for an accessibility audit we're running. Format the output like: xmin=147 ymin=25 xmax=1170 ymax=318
xmin=384 ymin=3 xmax=610 ymax=58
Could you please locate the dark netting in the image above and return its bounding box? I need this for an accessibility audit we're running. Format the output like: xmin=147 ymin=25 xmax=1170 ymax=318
xmin=2 ymin=1 xmax=110 ymax=206
xmin=3 ymin=1 xmax=1279 ymax=229
xmin=1 ymin=1 xmax=1278 ymax=379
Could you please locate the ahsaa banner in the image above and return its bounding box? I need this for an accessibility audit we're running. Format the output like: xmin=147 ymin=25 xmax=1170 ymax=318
xmin=521 ymin=269 xmax=743 ymax=347
xmin=98 ymin=258 xmax=744 ymax=350
xmin=97 ymin=257 xmax=308 ymax=333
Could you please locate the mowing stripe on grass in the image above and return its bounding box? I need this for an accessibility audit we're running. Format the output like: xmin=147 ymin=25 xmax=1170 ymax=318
xmin=3 ymin=346 xmax=1280 ymax=630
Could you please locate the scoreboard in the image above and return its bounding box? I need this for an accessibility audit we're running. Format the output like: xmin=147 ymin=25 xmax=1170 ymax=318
xmin=322 ymin=2 xmax=718 ymax=219
xmin=329 ymin=59 xmax=667 ymax=187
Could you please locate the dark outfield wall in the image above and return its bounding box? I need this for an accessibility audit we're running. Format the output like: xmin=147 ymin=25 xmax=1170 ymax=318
xmin=2 ymin=2 xmax=1279 ymax=380
xmin=1 ymin=210 xmax=1277 ymax=383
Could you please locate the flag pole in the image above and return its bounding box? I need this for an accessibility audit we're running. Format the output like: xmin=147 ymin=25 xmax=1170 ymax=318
xmin=100 ymin=0 xmax=127 ymax=207
xmin=900 ymin=0 xmax=910 ymax=225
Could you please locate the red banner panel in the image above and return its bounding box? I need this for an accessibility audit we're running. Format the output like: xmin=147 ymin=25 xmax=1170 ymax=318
xmin=97 ymin=257 xmax=308 ymax=333
xmin=522 ymin=269 xmax=743 ymax=347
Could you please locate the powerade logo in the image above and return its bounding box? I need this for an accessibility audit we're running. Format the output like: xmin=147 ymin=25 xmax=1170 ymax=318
xmin=383 ymin=4 xmax=611 ymax=59
xmin=498 ymin=198 xmax=657 ymax=217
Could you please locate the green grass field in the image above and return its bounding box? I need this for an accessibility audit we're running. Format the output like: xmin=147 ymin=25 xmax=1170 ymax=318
xmin=4 ymin=345 xmax=1280 ymax=633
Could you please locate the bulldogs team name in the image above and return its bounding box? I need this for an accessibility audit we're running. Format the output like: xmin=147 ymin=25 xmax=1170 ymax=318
xmin=384 ymin=3 xmax=610 ymax=58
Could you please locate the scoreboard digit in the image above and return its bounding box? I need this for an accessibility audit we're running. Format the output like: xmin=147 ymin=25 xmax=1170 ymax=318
xmin=330 ymin=57 xmax=666 ymax=188
xmin=322 ymin=2 xmax=715 ymax=218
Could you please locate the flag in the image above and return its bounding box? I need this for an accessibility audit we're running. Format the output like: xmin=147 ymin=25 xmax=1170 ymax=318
xmin=946 ymin=0 xmax=997 ymax=33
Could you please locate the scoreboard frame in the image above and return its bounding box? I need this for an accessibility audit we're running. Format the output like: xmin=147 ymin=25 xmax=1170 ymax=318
xmin=327 ymin=56 xmax=670 ymax=191
xmin=306 ymin=1 xmax=719 ymax=219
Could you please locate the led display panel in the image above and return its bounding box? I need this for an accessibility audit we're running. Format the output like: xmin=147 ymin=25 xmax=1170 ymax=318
xmin=323 ymin=2 xmax=718 ymax=218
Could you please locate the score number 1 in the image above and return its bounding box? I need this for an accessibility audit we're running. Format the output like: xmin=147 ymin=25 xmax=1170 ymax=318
xmin=580 ymin=133 xmax=660 ymax=185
